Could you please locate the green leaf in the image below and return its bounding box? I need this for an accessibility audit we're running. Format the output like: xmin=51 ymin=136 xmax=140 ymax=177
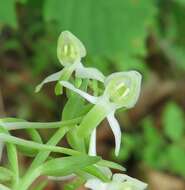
xmin=163 ymin=102 xmax=185 ymax=141
xmin=176 ymin=0 xmax=185 ymax=6
xmin=115 ymin=133 xmax=139 ymax=162
xmin=166 ymin=145 xmax=185 ymax=177
xmin=43 ymin=0 xmax=156 ymax=58
xmin=142 ymin=117 xmax=161 ymax=144
xmin=41 ymin=155 xmax=100 ymax=177
xmin=0 ymin=167 xmax=13 ymax=182
xmin=98 ymin=159 xmax=126 ymax=171
xmin=0 ymin=0 xmax=17 ymax=28
xmin=142 ymin=118 xmax=165 ymax=169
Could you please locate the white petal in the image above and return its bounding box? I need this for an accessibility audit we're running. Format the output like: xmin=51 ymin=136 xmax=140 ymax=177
xmin=107 ymin=111 xmax=121 ymax=156
xmin=113 ymin=174 xmax=148 ymax=190
xmin=76 ymin=63 xmax=105 ymax=82
xmin=60 ymin=81 xmax=98 ymax=104
xmin=88 ymin=129 xmax=97 ymax=156
xmin=48 ymin=174 xmax=76 ymax=181
xmin=35 ymin=70 xmax=63 ymax=92
xmin=85 ymin=179 xmax=108 ymax=190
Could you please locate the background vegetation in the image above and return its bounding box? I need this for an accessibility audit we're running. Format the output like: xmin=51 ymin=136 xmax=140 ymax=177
xmin=0 ymin=0 xmax=185 ymax=189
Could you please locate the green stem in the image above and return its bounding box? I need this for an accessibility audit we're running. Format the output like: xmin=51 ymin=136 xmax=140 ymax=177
xmin=2 ymin=117 xmax=82 ymax=130
xmin=6 ymin=143 xmax=19 ymax=187
xmin=14 ymin=167 xmax=41 ymax=190
xmin=14 ymin=126 xmax=71 ymax=190
xmin=0 ymin=127 xmax=19 ymax=187
xmin=0 ymin=133 xmax=79 ymax=156
xmin=77 ymin=103 xmax=110 ymax=137
xmin=55 ymin=65 xmax=75 ymax=95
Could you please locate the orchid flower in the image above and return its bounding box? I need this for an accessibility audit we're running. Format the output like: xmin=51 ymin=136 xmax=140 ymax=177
xmin=85 ymin=172 xmax=147 ymax=190
xmin=60 ymin=71 xmax=142 ymax=156
xmin=35 ymin=31 xmax=105 ymax=93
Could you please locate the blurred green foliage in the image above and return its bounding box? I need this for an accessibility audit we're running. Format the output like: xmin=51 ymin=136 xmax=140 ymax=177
xmin=1 ymin=0 xmax=185 ymax=75
xmin=0 ymin=0 xmax=156 ymax=76
xmin=115 ymin=102 xmax=185 ymax=177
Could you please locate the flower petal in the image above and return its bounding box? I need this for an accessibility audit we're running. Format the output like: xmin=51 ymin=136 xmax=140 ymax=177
xmin=35 ymin=70 xmax=63 ymax=92
xmin=60 ymin=81 xmax=98 ymax=104
xmin=88 ymin=129 xmax=97 ymax=156
xmin=106 ymin=111 xmax=121 ymax=156
xmin=76 ymin=63 xmax=105 ymax=82
xmin=85 ymin=179 xmax=108 ymax=190
xmin=113 ymin=174 xmax=148 ymax=190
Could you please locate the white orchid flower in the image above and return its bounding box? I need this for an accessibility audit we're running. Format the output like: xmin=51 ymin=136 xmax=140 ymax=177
xmin=85 ymin=173 xmax=147 ymax=190
xmin=35 ymin=31 xmax=105 ymax=93
xmin=60 ymin=71 xmax=142 ymax=156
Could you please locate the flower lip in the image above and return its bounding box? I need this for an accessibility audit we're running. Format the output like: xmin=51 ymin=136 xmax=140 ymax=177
xmin=57 ymin=31 xmax=86 ymax=66
xmin=104 ymin=71 xmax=142 ymax=109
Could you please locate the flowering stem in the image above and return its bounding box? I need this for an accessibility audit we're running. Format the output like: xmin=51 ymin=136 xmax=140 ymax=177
xmin=13 ymin=167 xmax=41 ymax=190
xmin=14 ymin=126 xmax=70 ymax=190
xmin=1 ymin=117 xmax=82 ymax=130
xmin=77 ymin=103 xmax=110 ymax=137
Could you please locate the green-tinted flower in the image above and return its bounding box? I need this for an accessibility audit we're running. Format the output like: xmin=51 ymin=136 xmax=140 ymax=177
xmin=57 ymin=31 xmax=86 ymax=66
xmin=85 ymin=172 xmax=147 ymax=190
xmin=60 ymin=71 xmax=142 ymax=156
xmin=35 ymin=31 xmax=104 ymax=93
xmin=105 ymin=71 xmax=142 ymax=108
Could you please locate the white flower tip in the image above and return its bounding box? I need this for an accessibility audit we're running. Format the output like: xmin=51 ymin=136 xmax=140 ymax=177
xmin=57 ymin=31 xmax=86 ymax=65
xmin=35 ymin=84 xmax=41 ymax=93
